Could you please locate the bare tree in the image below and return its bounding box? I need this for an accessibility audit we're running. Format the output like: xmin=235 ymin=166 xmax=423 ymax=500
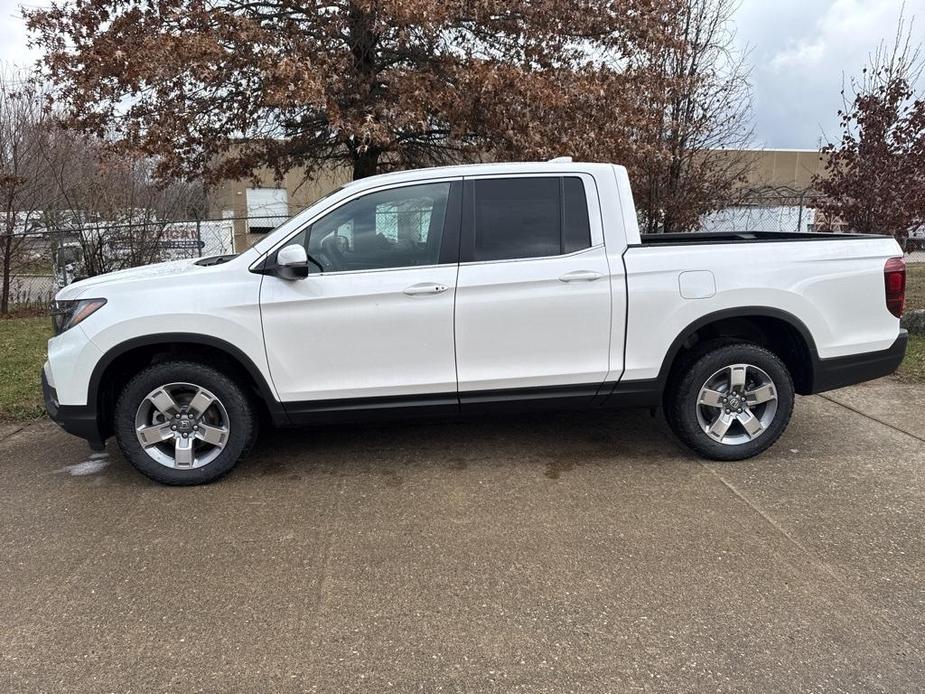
xmin=1 ymin=66 xmax=210 ymax=309
xmin=0 ymin=69 xmax=59 ymax=315
xmin=813 ymin=14 xmax=925 ymax=243
xmin=633 ymin=0 xmax=754 ymax=234
xmin=43 ymin=135 xmax=206 ymax=277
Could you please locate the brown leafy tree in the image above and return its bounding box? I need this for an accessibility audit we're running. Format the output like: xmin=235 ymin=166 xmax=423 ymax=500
xmin=632 ymin=0 xmax=754 ymax=234
xmin=26 ymin=0 xmax=678 ymax=184
xmin=814 ymin=22 xmax=925 ymax=242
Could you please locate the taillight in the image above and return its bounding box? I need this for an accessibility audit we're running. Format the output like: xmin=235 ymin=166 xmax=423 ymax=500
xmin=884 ymin=257 xmax=906 ymax=318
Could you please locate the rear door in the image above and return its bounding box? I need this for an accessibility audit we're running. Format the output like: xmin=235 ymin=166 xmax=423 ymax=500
xmin=454 ymin=175 xmax=613 ymax=406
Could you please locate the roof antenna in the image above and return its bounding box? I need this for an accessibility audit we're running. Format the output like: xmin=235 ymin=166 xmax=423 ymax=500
xmin=547 ymin=156 xmax=573 ymax=163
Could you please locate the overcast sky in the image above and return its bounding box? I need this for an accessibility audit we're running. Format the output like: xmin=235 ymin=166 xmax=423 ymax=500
xmin=1 ymin=0 xmax=922 ymax=150
xmin=736 ymin=0 xmax=925 ymax=148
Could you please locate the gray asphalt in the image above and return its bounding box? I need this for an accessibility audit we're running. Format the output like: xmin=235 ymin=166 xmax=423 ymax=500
xmin=1 ymin=381 xmax=923 ymax=693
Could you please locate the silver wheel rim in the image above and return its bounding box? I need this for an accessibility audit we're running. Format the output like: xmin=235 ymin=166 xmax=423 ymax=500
xmin=134 ymin=382 xmax=230 ymax=469
xmin=696 ymin=363 xmax=779 ymax=446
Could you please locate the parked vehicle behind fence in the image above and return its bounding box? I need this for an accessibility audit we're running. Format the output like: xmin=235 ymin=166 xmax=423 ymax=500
xmin=42 ymin=161 xmax=907 ymax=484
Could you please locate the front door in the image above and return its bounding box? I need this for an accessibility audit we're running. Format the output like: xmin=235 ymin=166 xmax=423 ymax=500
xmin=454 ymin=175 xmax=613 ymax=405
xmin=260 ymin=180 xmax=462 ymax=413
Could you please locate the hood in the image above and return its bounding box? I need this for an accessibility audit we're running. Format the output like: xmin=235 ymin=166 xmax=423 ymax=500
xmin=55 ymin=258 xmax=204 ymax=301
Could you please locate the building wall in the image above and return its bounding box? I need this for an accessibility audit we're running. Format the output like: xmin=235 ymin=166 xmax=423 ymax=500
xmin=207 ymin=165 xmax=352 ymax=251
xmin=729 ymin=148 xmax=826 ymax=191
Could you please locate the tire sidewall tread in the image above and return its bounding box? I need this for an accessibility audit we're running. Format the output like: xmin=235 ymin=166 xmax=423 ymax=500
xmin=665 ymin=343 xmax=795 ymax=461
xmin=114 ymin=360 xmax=257 ymax=485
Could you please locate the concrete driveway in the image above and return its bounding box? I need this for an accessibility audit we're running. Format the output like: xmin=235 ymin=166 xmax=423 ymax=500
xmin=1 ymin=381 xmax=923 ymax=693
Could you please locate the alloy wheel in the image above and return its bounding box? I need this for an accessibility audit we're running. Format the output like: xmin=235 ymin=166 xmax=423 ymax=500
xmin=134 ymin=382 xmax=230 ymax=469
xmin=695 ymin=363 xmax=779 ymax=446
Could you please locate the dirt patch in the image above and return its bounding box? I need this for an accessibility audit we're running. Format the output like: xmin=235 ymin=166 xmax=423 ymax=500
xmin=544 ymin=458 xmax=576 ymax=480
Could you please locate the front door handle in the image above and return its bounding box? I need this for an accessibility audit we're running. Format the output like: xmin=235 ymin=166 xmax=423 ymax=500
xmin=403 ymin=282 xmax=449 ymax=296
xmin=559 ymin=270 xmax=603 ymax=282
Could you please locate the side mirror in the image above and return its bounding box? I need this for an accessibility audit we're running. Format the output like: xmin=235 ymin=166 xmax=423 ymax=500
xmin=276 ymin=244 xmax=310 ymax=280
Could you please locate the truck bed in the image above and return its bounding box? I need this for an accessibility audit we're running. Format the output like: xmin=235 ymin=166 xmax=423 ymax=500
xmin=620 ymin=231 xmax=903 ymax=385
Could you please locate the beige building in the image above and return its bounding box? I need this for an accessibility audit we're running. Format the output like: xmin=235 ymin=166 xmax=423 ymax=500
xmin=729 ymin=148 xmax=826 ymax=191
xmin=699 ymin=149 xmax=830 ymax=234
xmin=208 ymin=165 xmax=352 ymax=251
xmin=208 ymin=149 xmax=829 ymax=250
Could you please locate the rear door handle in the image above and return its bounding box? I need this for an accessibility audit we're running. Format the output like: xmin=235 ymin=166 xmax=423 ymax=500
xmin=403 ymin=282 xmax=449 ymax=296
xmin=559 ymin=270 xmax=603 ymax=282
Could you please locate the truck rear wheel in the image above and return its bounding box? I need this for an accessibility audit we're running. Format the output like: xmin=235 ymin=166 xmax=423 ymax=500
xmin=114 ymin=361 xmax=257 ymax=485
xmin=665 ymin=343 xmax=794 ymax=461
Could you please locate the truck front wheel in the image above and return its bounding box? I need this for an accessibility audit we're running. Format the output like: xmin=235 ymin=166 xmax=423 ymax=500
xmin=665 ymin=343 xmax=795 ymax=461
xmin=114 ymin=361 xmax=258 ymax=485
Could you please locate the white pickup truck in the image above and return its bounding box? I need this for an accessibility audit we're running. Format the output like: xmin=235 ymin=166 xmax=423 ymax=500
xmin=42 ymin=161 xmax=908 ymax=485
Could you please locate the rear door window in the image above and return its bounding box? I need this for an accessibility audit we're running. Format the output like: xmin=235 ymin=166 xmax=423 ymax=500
xmin=470 ymin=177 xmax=592 ymax=261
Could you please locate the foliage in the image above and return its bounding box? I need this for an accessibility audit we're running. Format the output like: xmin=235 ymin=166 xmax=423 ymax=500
xmin=42 ymin=136 xmax=207 ymax=277
xmin=814 ymin=24 xmax=925 ymax=240
xmin=26 ymin=0 xmax=680 ymax=182
xmin=902 ymin=310 xmax=925 ymax=335
xmin=0 ymin=316 xmax=51 ymax=421
xmin=633 ymin=0 xmax=753 ymax=233
xmin=897 ymin=264 xmax=924 ymax=381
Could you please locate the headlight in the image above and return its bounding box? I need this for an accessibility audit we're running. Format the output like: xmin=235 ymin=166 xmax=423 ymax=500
xmin=50 ymin=298 xmax=107 ymax=335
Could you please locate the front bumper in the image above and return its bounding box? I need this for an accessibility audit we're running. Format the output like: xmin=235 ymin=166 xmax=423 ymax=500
xmin=42 ymin=368 xmax=106 ymax=450
xmin=811 ymin=330 xmax=908 ymax=394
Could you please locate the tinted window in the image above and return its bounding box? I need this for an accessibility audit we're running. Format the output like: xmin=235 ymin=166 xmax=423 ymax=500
xmin=473 ymin=178 xmax=559 ymax=261
xmin=472 ymin=177 xmax=591 ymax=261
xmin=283 ymin=182 xmax=450 ymax=272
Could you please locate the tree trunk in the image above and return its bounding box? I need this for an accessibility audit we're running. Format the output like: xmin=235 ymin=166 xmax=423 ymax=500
xmin=352 ymin=149 xmax=380 ymax=180
xmin=1 ymin=234 xmax=12 ymax=316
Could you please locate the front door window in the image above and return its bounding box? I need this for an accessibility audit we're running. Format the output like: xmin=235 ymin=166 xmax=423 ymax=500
xmin=285 ymin=182 xmax=451 ymax=273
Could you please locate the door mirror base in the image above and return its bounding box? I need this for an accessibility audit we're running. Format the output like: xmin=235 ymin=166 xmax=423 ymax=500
xmin=277 ymin=264 xmax=309 ymax=280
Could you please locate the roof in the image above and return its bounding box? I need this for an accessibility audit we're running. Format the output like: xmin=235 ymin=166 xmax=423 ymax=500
xmin=337 ymin=161 xmax=621 ymax=190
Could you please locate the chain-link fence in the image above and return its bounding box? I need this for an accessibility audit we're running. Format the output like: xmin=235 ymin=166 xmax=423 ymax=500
xmin=697 ymin=187 xmax=821 ymax=234
xmin=697 ymin=187 xmax=924 ymax=259
xmin=700 ymin=204 xmax=817 ymax=233
xmin=3 ymin=217 xmax=243 ymax=309
xmin=3 ymin=275 xmax=57 ymax=308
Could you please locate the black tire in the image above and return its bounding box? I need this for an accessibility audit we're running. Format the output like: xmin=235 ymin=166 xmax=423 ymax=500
xmin=664 ymin=342 xmax=794 ymax=461
xmin=114 ymin=360 xmax=258 ymax=485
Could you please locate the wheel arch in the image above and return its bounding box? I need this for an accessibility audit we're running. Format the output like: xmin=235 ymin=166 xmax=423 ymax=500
xmin=658 ymin=307 xmax=819 ymax=395
xmin=90 ymin=333 xmax=286 ymax=439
